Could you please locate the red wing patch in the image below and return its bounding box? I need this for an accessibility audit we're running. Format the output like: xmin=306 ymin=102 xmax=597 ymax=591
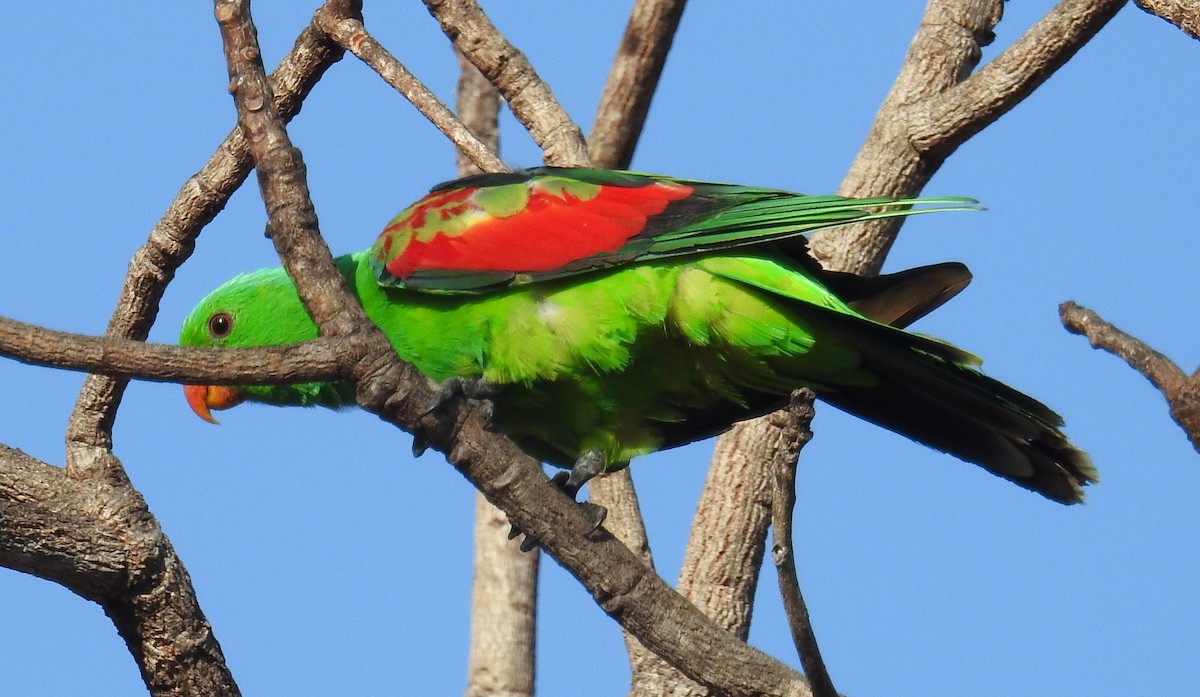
xmin=371 ymin=176 xmax=694 ymax=284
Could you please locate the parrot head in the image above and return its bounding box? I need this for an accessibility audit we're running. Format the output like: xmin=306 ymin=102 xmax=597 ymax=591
xmin=179 ymin=265 xmax=351 ymax=422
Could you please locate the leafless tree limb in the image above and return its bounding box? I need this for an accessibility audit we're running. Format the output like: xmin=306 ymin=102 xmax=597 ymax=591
xmin=589 ymin=0 xmax=689 ymax=166
xmin=319 ymin=13 xmax=506 ymax=173
xmin=917 ymin=0 xmax=1132 ymax=156
xmin=1135 ymin=0 xmax=1200 ymax=39
xmin=0 ymin=315 xmax=343 ymax=384
xmin=704 ymin=2 xmax=1124 ymax=691
xmin=0 ymin=4 xmax=361 ymax=695
xmin=1061 ymin=301 xmax=1200 ymax=452
xmin=0 ymin=447 xmax=130 ymax=594
xmin=2 ymin=2 xmax=1134 ymax=693
xmin=455 ymin=52 xmax=539 ymax=697
xmin=768 ymin=391 xmax=835 ymax=697
xmin=423 ymin=0 xmax=591 ymax=166
xmin=581 ymin=1 xmax=694 ymax=688
xmin=808 ymin=0 xmax=1125 ymax=275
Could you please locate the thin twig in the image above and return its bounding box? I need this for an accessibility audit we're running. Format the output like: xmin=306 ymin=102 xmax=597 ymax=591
xmin=768 ymin=391 xmax=836 ymax=697
xmin=1061 ymin=300 xmax=1200 ymax=452
xmin=423 ymin=0 xmax=591 ymax=167
xmin=318 ymin=14 xmax=506 ymax=173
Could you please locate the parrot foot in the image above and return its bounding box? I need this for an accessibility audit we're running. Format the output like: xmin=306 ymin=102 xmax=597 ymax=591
xmin=506 ymin=450 xmax=610 ymax=552
xmin=424 ymin=377 xmax=500 ymax=425
xmin=549 ymin=449 xmax=609 ymax=531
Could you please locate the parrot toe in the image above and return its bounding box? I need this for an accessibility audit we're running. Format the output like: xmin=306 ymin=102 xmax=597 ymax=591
xmin=506 ymin=451 xmax=611 ymax=552
xmin=424 ymin=376 xmax=501 ymax=426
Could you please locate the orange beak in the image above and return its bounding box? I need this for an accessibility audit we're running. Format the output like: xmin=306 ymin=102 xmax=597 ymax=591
xmin=184 ymin=384 xmax=243 ymax=424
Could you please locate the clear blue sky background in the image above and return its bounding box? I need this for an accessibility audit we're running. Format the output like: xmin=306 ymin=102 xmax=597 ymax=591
xmin=3 ymin=3 xmax=1198 ymax=696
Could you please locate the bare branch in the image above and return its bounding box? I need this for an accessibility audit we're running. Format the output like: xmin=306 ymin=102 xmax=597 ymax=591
xmin=584 ymin=2 xmax=693 ymax=687
xmin=808 ymin=0 xmax=1123 ymax=275
xmin=0 ymin=446 xmax=129 ymax=593
xmin=215 ymin=7 xmax=810 ymax=694
xmin=318 ymin=14 xmax=506 ymax=173
xmin=467 ymin=495 xmax=539 ymax=697
xmin=1135 ymin=0 xmax=1200 ymax=39
xmin=1061 ymin=301 xmax=1200 ymax=451
xmin=0 ymin=446 xmax=242 ymax=697
xmin=456 ymin=51 xmax=506 ymax=176
xmin=65 ymin=1 xmax=351 ymax=477
xmin=389 ymin=385 xmax=816 ymax=696
xmin=915 ymin=0 xmax=1130 ymax=157
xmin=0 ymin=315 xmax=343 ymax=385
xmin=705 ymin=2 xmax=1124 ymax=692
xmin=589 ymin=0 xmax=689 ymax=168
xmin=423 ymin=0 xmax=591 ymax=166
xmin=768 ymin=391 xmax=836 ymax=697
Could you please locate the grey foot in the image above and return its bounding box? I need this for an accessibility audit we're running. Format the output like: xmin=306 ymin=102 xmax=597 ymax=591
xmin=508 ymin=450 xmax=610 ymax=551
xmin=424 ymin=376 xmax=500 ymax=425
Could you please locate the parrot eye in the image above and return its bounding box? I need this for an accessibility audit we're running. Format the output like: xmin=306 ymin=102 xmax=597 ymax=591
xmin=207 ymin=312 xmax=233 ymax=339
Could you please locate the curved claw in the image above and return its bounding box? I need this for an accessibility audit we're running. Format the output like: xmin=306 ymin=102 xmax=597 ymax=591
xmin=507 ymin=450 xmax=612 ymax=551
xmin=424 ymin=376 xmax=501 ymax=427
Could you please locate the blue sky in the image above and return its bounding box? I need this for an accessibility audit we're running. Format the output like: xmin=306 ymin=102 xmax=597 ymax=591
xmin=3 ymin=3 xmax=1199 ymax=696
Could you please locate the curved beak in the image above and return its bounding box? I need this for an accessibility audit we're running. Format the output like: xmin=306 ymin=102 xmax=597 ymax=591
xmin=184 ymin=384 xmax=242 ymax=424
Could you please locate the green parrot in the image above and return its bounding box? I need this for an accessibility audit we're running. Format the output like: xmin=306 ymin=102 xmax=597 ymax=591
xmin=180 ymin=167 xmax=1095 ymax=503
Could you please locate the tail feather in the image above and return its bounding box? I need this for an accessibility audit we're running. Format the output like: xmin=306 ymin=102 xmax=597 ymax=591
xmin=784 ymin=293 xmax=1097 ymax=503
xmin=820 ymin=377 xmax=1095 ymax=503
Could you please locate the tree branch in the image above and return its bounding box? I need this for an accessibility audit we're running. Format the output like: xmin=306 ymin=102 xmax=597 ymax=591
xmin=317 ymin=13 xmax=506 ymax=173
xmin=1 ymin=4 xmax=362 ymax=695
xmin=423 ymin=0 xmax=591 ymax=166
xmin=915 ymin=0 xmax=1130 ymax=157
xmin=706 ymin=2 xmax=1123 ymax=691
xmin=0 ymin=315 xmax=343 ymax=384
xmin=768 ymin=391 xmax=836 ymax=697
xmin=807 ymin=0 xmax=1124 ymax=275
xmin=216 ymin=6 xmax=813 ymax=695
xmin=589 ymin=0 xmax=688 ymax=167
xmin=454 ymin=51 xmax=539 ymax=697
xmin=0 ymin=446 xmax=129 ymax=594
xmin=1061 ymin=301 xmax=1200 ymax=451
xmin=1135 ymin=0 xmax=1200 ymax=39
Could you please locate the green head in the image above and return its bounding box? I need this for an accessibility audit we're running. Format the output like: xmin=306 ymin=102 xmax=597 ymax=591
xmin=180 ymin=261 xmax=357 ymax=422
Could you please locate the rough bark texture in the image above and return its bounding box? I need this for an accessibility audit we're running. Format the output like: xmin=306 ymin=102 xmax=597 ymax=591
xmin=1136 ymin=0 xmax=1200 ymax=39
xmin=589 ymin=0 xmax=688 ymax=166
xmin=467 ymin=494 xmax=539 ymax=697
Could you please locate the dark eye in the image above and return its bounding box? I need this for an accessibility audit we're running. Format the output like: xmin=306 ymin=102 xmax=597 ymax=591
xmin=207 ymin=312 xmax=233 ymax=339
